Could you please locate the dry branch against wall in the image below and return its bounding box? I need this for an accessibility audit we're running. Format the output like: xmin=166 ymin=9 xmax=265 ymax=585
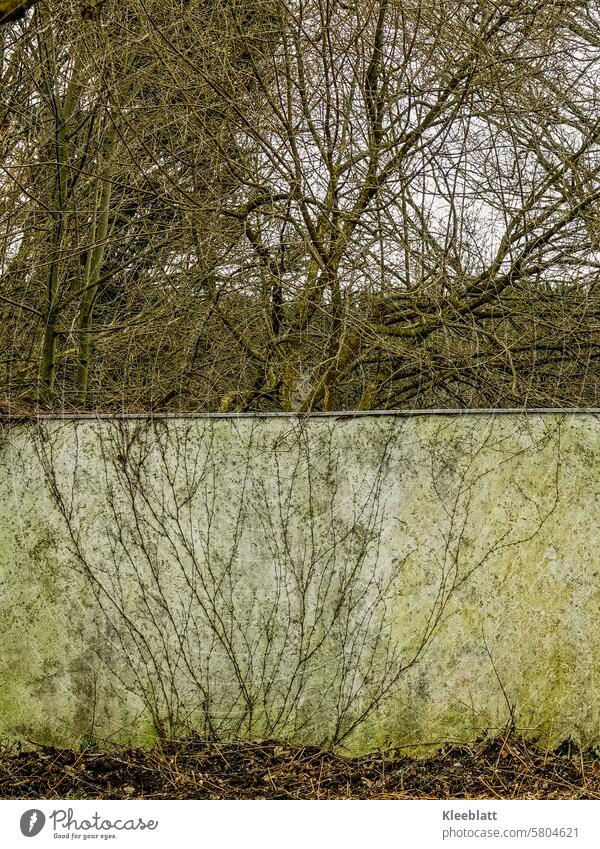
xmin=28 ymin=416 xmax=564 ymax=751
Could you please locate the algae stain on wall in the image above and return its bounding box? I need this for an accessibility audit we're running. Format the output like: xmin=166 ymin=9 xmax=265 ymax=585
xmin=0 ymin=414 xmax=599 ymax=754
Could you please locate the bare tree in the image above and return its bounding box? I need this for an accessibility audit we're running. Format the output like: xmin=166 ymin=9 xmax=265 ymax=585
xmin=3 ymin=0 xmax=600 ymax=411
xmin=184 ymin=0 xmax=600 ymax=411
xmin=0 ymin=0 xmax=36 ymax=26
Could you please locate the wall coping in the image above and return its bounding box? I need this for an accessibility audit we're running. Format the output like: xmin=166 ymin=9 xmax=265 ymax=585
xmin=6 ymin=408 xmax=600 ymax=421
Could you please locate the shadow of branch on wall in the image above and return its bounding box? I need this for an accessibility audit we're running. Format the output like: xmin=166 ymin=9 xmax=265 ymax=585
xmin=33 ymin=415 xmax=563 ymax=751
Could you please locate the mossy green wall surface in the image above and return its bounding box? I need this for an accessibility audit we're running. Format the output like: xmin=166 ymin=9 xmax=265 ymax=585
xmin=0 ymin=413 xmax=598 ymax=755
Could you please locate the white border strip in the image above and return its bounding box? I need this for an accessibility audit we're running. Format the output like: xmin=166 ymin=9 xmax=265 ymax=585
xmin=1 ymin=799 xmax=598 ymax=848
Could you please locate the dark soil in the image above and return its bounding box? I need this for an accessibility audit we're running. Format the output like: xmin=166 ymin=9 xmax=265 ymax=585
xmin=1 ymin=733 xmax=598 ymax=800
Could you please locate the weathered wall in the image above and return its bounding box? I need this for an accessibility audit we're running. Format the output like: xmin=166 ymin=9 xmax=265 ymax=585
xmin=0 ymin=413 xmax=598 ymax=755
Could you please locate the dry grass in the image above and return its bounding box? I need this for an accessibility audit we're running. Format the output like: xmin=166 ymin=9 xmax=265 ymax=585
xmin=0 ymin=733 xmax=598 ymax=800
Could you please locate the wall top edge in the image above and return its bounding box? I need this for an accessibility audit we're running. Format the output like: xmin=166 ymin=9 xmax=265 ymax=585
xmin=3 ymin=408 xmax=600 ymax=421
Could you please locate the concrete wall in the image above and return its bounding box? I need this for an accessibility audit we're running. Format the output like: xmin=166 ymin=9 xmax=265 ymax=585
xmin=0 ymin=413 xmax=598 ymax=755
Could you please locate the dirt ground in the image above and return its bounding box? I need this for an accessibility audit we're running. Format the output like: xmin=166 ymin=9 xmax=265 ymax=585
xmin=0 ymin=733 xmax=598 ymax=800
